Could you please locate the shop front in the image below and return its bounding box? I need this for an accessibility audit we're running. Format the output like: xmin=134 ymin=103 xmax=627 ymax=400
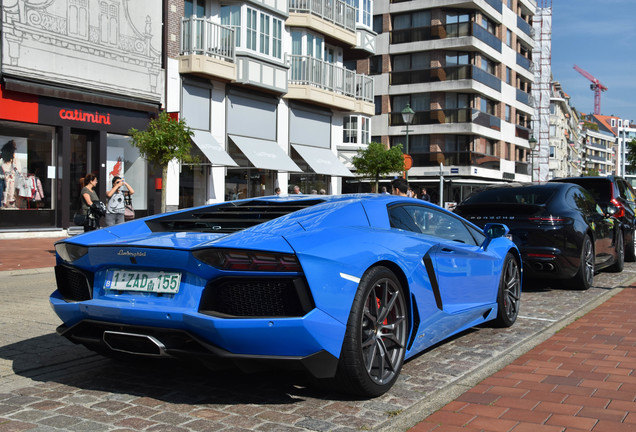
xmin=0 ymin=86 xmax=156 ymax=230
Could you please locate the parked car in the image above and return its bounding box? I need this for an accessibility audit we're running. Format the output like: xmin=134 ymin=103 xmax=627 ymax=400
xmin=454 ymin=182 xmax=623 ymax=290
xmin=549 ymin=175 xmax=636 ymax=262
xmin=51 ymin=194 xmax=521 ymax=397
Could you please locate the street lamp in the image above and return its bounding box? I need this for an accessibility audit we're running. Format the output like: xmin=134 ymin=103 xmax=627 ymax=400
xmin=528 ymin=135 xmax=537 ymax=183
xmin=401 ymin=103 xmax=415 ymax=179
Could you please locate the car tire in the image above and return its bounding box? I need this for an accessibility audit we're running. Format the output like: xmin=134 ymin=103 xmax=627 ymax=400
xmin=609 ymin=232 xmax=625 ymax=273
xmin=493 ymin=253 xmax=521 ymax=328
xmin=334 ymin=266 xmax=408 ymax=397
xmin=569 ymin=234 xmax=594 ymax=290
xmin=625 ymin=228 xmax=636 ymax=262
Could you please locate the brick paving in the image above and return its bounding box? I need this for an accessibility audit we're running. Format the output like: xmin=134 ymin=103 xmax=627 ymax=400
xmin=410 ymin=286 xmax=636 ymax=432
xmin=1 ymin=237 xmax=636 ymax=431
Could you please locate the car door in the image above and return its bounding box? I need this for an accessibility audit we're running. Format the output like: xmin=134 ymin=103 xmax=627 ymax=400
xmin=571 ymin=187 xmax=614 ymax=265
xmin=390 ymin=205 xmax=500 ymax=314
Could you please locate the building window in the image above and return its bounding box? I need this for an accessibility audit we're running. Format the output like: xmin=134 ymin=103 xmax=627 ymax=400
xmin=344 ymin=116 xmax=358 ymax=143
xmin=550 ymin=124 xmax=556 ymax=137
xmin=550 ymin=146 xmax=556 ymax=158
xmin=506 ymin=29 xmax=512 ymax=47
xmin=480 ymin=15 xmax=496 ymax=34
xmin=361 ymin=117 xmax=370 ymax=144
xmin=369 ymin=55 xmax=382 ymax=74
xmin=246 ymin=8 xmax=257 ymax=50
xmin=221 ymin=5 xmax=241 ymax=46
xmin=184 ymin=0 xmax=205 ymax=17
xmin=374 ymin=96 xmax=382 ymax=115
xmin=506 ymin=67 xmax=512 ymax=84
xmin=272 ymin=19 xmax=282 ymax=58
xmin=480 ymin=97 xmax=496 ymax=115
xmin=363 ymin=0 xmax=371 ymax=27
xmin=373 ymin=15 xmax=383 ymax=33
xmin=505 ymin=105 xmax=511 ymax=122
xmin=259 ymin=13 xmax=270 ymax=55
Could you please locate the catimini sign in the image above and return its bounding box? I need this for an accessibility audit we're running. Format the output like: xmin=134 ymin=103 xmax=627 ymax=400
xmin=39 ymin=97 xmax=152 ymax=134
xmin=58 ymin=108 xmax=112 ymax=125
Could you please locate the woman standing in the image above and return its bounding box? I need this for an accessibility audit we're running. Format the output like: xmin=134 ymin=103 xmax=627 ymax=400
xmin=81 ymin=174 xmax=100 ymax=231
xmin=0 ymin=140 xmax=21 ymax=209
xmin=105 ymin=176 xmax=135 ymax=226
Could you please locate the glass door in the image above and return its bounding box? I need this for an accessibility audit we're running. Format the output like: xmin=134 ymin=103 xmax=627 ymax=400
xmin=69 ymin=130 xmax=100 ymax=220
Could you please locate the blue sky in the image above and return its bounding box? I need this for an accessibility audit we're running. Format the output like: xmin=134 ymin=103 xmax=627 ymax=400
xmin=551 ymin=0 xmax=636 ymax=121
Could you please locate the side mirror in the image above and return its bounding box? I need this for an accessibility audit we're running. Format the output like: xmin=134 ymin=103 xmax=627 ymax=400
xmin=484 ymin=223 xmax=510 ymax=239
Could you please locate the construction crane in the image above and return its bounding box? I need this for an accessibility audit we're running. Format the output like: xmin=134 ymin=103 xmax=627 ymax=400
xmin=573 ymin=65 xmax=608 ymax=115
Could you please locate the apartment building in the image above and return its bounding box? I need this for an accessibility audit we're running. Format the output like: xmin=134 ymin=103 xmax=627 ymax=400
xmin=0 ymin=0 xmax=162 ymax=230
xmin=548 ymin=81 xmax=582 ymax=179
xmin=164 ymin=0 xmax=375 ymax=209
xmin=368 ymin=0 xmax=536 ymax=206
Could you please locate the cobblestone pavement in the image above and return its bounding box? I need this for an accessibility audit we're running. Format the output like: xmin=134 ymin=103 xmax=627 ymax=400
xmin=1 ymin=266 xmax=635 ymax=431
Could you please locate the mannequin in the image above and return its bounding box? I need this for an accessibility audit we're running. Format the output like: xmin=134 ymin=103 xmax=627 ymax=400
xmin=0 ymin=140 xmax=21 ymax=209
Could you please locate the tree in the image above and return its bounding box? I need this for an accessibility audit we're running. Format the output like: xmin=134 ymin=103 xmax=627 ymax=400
xmin=128 ymin=111 xmax=194 ymax=213
xmin=352 ymin=142 xmax=405 ymax=193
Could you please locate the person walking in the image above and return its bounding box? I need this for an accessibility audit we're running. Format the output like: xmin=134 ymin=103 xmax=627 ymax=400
xmin=105 ymin=176 xmax=135 ymax=226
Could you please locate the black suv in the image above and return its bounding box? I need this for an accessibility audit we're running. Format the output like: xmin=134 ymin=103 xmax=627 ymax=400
xmin=550 ymin=175 xmax=636 ymax=261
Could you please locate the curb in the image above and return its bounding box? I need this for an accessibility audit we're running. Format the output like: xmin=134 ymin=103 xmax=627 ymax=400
xmin=0 ymin=267 xmax=55 ymax=277
xmin=374 ymin=274 xmax=636 ymax=432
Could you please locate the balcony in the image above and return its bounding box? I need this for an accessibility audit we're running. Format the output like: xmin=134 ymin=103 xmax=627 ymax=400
xmin=484 ymin=0 xmax=503 ymax=13
xmin=390 ymin=65 xmax=501 ymax=91
xmin=516 ymin=53 xmax=532 ymax=71
xmin=515 ymin=125 xmax=530 ymax=140
xmin=391 ymin=22 xmax=501 ymax=52
xmin=410 ymin=151 xmax=500 ymax=171
xmin=286 ymin=54 xmax=374 ymax=114
xmin=515 ymin=161 xmax=531 ymax=175
xmin=179 ymin=18 xmax=236 ymax=81
xmin=389 ymin=108 xmax=500 ymax=131
xmin=288 ymin=0 xmax=357 ymax=46
xmin=516 ymin=88 xmax=531 ymax=106
xmin=517 ymin=15 xmax=532 ymax=36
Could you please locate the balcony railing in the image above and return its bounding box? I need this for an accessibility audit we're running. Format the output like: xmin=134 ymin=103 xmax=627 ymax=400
xmin=389 ymin=108 xmax=500 ymax=130
xmin=516 ymin=88 xmax=531 ymax=106
xmin=289 ymin=0 xmax=356 ymax=32
xmin=515 ymin=125 xmax=530 ymax=140
xmin=516 ymin=53 xmax=531 ymax=71
xmin=390 ymin=65 xmax=501 ymax=91
xmin=289 ymin=55 xmax=373 ymax=102
xmin=391 ymin=22 xmax=501 ymax=52
xmin=484 ymin=0 xmax=503 ymax=13
xmin=181 ymin=17 xmax=235 ymax=62
xmin=517 ymin=15 xmax=532 ymax=36
xmin=409 ymin=151 xmax=500 ymax=171
xmin=515 ymin=161 xmax=531 ymax=175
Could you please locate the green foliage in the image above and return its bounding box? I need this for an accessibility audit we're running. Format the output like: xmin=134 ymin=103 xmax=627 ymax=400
xmin=583 ymin=121 xmax=599 ymax=131
xmin=128 ymin=111 xmax=194 ymax=212
xmin=128 ymin=111 xmax=194 ymax=167
xmin=352 ymin=142 xmax=405 ymax=192
xmin=582 ymin=168 xmax=600 ymax=176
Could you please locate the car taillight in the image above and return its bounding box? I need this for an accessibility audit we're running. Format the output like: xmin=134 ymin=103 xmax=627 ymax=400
xmin=528 ymin=216 xmax=568 ymax=224
xmin=611 ymin=198 xmax=625 ymax=218
xmin=193 ymin=249 xmax=302 ymax=272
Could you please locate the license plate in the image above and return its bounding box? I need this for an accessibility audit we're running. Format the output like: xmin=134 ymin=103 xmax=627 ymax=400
xmin=105 ymin=270 xmax=181 ymax=294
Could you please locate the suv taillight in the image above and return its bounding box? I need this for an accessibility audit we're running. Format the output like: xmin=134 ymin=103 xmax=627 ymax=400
xmin=611 ymin=198 xmax=625 ymax=218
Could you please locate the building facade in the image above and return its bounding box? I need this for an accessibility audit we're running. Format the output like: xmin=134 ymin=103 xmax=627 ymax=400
xmin=548 ymin=81 xmax=582 ymax=179
xmin=164 ymin=0 xmax=375 ymax=210
xmin=0 ymin=0 xmax=163 ymax=230
xmin=368 ymin=0 xmax=536 ymax=206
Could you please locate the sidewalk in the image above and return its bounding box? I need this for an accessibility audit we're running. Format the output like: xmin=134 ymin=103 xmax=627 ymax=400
xmin=0 ymin=236 xmax=66 ymax=272
xmin=410 ymin=286 xmax=636 ymax=432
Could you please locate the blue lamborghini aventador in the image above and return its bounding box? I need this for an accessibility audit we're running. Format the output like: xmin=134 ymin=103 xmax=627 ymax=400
xmin=51 ymin=194 xmax=521 ymax=397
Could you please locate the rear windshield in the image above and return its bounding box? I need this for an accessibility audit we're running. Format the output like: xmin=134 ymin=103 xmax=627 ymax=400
xmin=462 ymin=187 xmax=556 ymax=205
xmin=559 ymin=179 xmax=611 ymax=202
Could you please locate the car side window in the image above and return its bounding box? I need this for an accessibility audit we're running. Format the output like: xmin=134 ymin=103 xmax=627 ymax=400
xmin=389 ymin=205 xmax=478 ymax=245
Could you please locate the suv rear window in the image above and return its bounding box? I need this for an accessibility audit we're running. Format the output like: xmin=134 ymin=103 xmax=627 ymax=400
xmin=462 ymin=187 xmax=555 ymax=205
xmin=559 ymin=179 xmax=612 ymax=202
